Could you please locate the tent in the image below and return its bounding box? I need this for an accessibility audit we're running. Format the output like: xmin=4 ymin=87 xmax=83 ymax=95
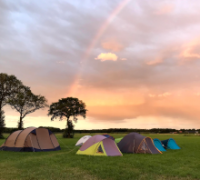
xmin=0 ymin=127 xmax=61 ymax=152
xmin=161 ymin=138 xmax=181 ymax=150
xmin=103 ymin=134 xmax=115 ymax=140
xmin=153 ymin=138 xmax=166 ymax=152
xmin=117 ymin=132 xmax=162 ymax=154
xmin=115 ymin=137 xmax=123 ymax=143
xmin=75 ymin=135 xmax=92 ymax=146
xmin=76 ymin=135 xmax=122 ymax=156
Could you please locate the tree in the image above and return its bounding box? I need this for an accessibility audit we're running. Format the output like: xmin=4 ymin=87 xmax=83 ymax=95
xmin=48 ymin=97 xmax=87 ymax=138
xmin=0 ymin=110 xmax=5 ymax=139
xmin=63 ymin=119 xmax=75 ymax=138
xmin=7 ymin=86 xmax=49 ymax=130
xmin=0 ymin=73 xmax=22 ymax=136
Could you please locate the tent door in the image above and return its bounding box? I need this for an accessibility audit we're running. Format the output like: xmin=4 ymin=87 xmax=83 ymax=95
xmin=137 ymin=140 xmax=150 ymax=154
xmin=94 ymin=142 xmax=106 ymax=156
xmin=97 ymin=144 xmax=104 ymax=153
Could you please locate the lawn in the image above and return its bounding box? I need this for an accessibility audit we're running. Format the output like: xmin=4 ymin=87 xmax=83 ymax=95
xmin=0 ymin=133 xmax=200 ymax=180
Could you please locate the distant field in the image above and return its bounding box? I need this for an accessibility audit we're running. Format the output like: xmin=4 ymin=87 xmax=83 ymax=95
xmin=0 ymin=133 xmax=200 ymax=180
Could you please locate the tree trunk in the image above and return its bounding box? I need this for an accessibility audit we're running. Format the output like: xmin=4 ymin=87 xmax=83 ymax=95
xmin=67 ymin=118 xmax=70 ymax=138
xmin=0 ymin=103 xmax=3 ymax=138
xmin=18 ymin=116 xmax=23 ymax=130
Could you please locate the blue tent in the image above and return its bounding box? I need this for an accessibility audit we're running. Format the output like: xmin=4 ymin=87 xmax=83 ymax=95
xmin=103 ymin=134 xmax=115 ymax=140
xmin=153 ymin=138 xmax=166 ymax=151
xmin=161 ymin=138 xmax=181 ymax=150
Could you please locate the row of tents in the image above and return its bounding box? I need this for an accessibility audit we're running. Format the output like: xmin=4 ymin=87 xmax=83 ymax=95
xmin=153 ymin=138 xmax=181 ymax=152
xmin=75 ymin=133 xmax=181 ymax=156
xmin=0 ymin=127 xmax=180 ymax=156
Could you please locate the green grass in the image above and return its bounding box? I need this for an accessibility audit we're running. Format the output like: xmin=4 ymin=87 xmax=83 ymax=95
xmin=0 ymin=133 xmax=200 ymax=180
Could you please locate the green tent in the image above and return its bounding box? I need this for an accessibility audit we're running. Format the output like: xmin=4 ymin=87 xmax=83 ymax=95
xmin=76 ymin=135 xmax=122 ymax=156
xmin=115 ymin=137 xmax=123 ymax=143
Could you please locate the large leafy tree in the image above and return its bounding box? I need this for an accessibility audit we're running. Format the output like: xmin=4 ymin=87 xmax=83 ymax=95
xmin=0 ymin=73 xmax=22 ymax=136
xmin=7 ymin=86 xmax=49 ymax=130
xmin=48 ymin=97 xmax=87 ymax=138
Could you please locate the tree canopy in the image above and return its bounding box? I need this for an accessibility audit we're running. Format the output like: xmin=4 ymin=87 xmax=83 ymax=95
xmin=0 ymin=73 xmax=22 ymax=136
xmin=48 ymin=97 xmax=87 ymax=138
xmin=7 ymin=85 xmax=49 ymax=129
xmin=0 ymin=73 xmax=23 ymax=108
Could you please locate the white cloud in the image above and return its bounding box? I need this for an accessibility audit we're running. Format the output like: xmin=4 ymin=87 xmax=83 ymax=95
xmin=95 ymin=53 xmax=118 ymax=61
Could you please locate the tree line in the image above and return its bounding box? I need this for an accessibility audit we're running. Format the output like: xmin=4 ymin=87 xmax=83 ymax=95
xmin=71 ymin=128 xmax=200 ymax=134
xmin=2 ymin=127 xmax=199 ymax=134
xmin=0 ymin=73 xmax=87 ymax=139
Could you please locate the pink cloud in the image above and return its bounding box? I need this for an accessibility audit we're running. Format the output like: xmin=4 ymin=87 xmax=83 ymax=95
xmin=154 ymin=4 xmax=174 ymax=15
xmin=56 ymin=61 xmax=65 ymax=64
xmin=149 ymin=94 xmax=156 ymax=98
xmin=181 ymin=38 xmax=200 ymax=61
xmin=158 ymin=92 xmax=171 ymax=97
xmin=101 ymin=40 xmax=123 ymax=52
xmin=149 ymin=92 xmax=171 ymax=98
xmin=195 ymin=92 xmax=200 ymax=96
xmin=146 ymin=59 xmax=163 ymax=65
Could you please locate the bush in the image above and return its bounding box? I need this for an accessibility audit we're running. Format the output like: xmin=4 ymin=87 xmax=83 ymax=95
xmin=0 ymin=134 xmax=5 ymax=139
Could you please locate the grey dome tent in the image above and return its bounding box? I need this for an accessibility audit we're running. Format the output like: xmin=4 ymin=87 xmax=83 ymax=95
xmin=75 ymin=135 xmax=92 ymax=146
xmin=117 ymin=132 xmax=162 ymax=154
xmin=0 ymin=127 xmax=61 ymax=152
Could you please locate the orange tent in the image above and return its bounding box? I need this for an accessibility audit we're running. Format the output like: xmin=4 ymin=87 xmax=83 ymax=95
xmin=0 ymin=127 xmax=61 ymax=152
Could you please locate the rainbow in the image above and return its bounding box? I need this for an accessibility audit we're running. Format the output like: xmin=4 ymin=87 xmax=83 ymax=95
xmin=67 ymin=0 xmax=131 ymax=96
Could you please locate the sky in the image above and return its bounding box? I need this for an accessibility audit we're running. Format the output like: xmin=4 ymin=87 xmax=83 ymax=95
xmin=1 ymin=0 xmax=200 ymax=130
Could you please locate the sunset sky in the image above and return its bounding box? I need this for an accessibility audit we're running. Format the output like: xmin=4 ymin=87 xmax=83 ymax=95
xmin=1 ymin=0 xmax=200 ymax=130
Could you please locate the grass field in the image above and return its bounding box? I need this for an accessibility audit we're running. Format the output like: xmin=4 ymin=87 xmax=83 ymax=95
xmin=0 ymin=133 xmax=200 ymax=180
